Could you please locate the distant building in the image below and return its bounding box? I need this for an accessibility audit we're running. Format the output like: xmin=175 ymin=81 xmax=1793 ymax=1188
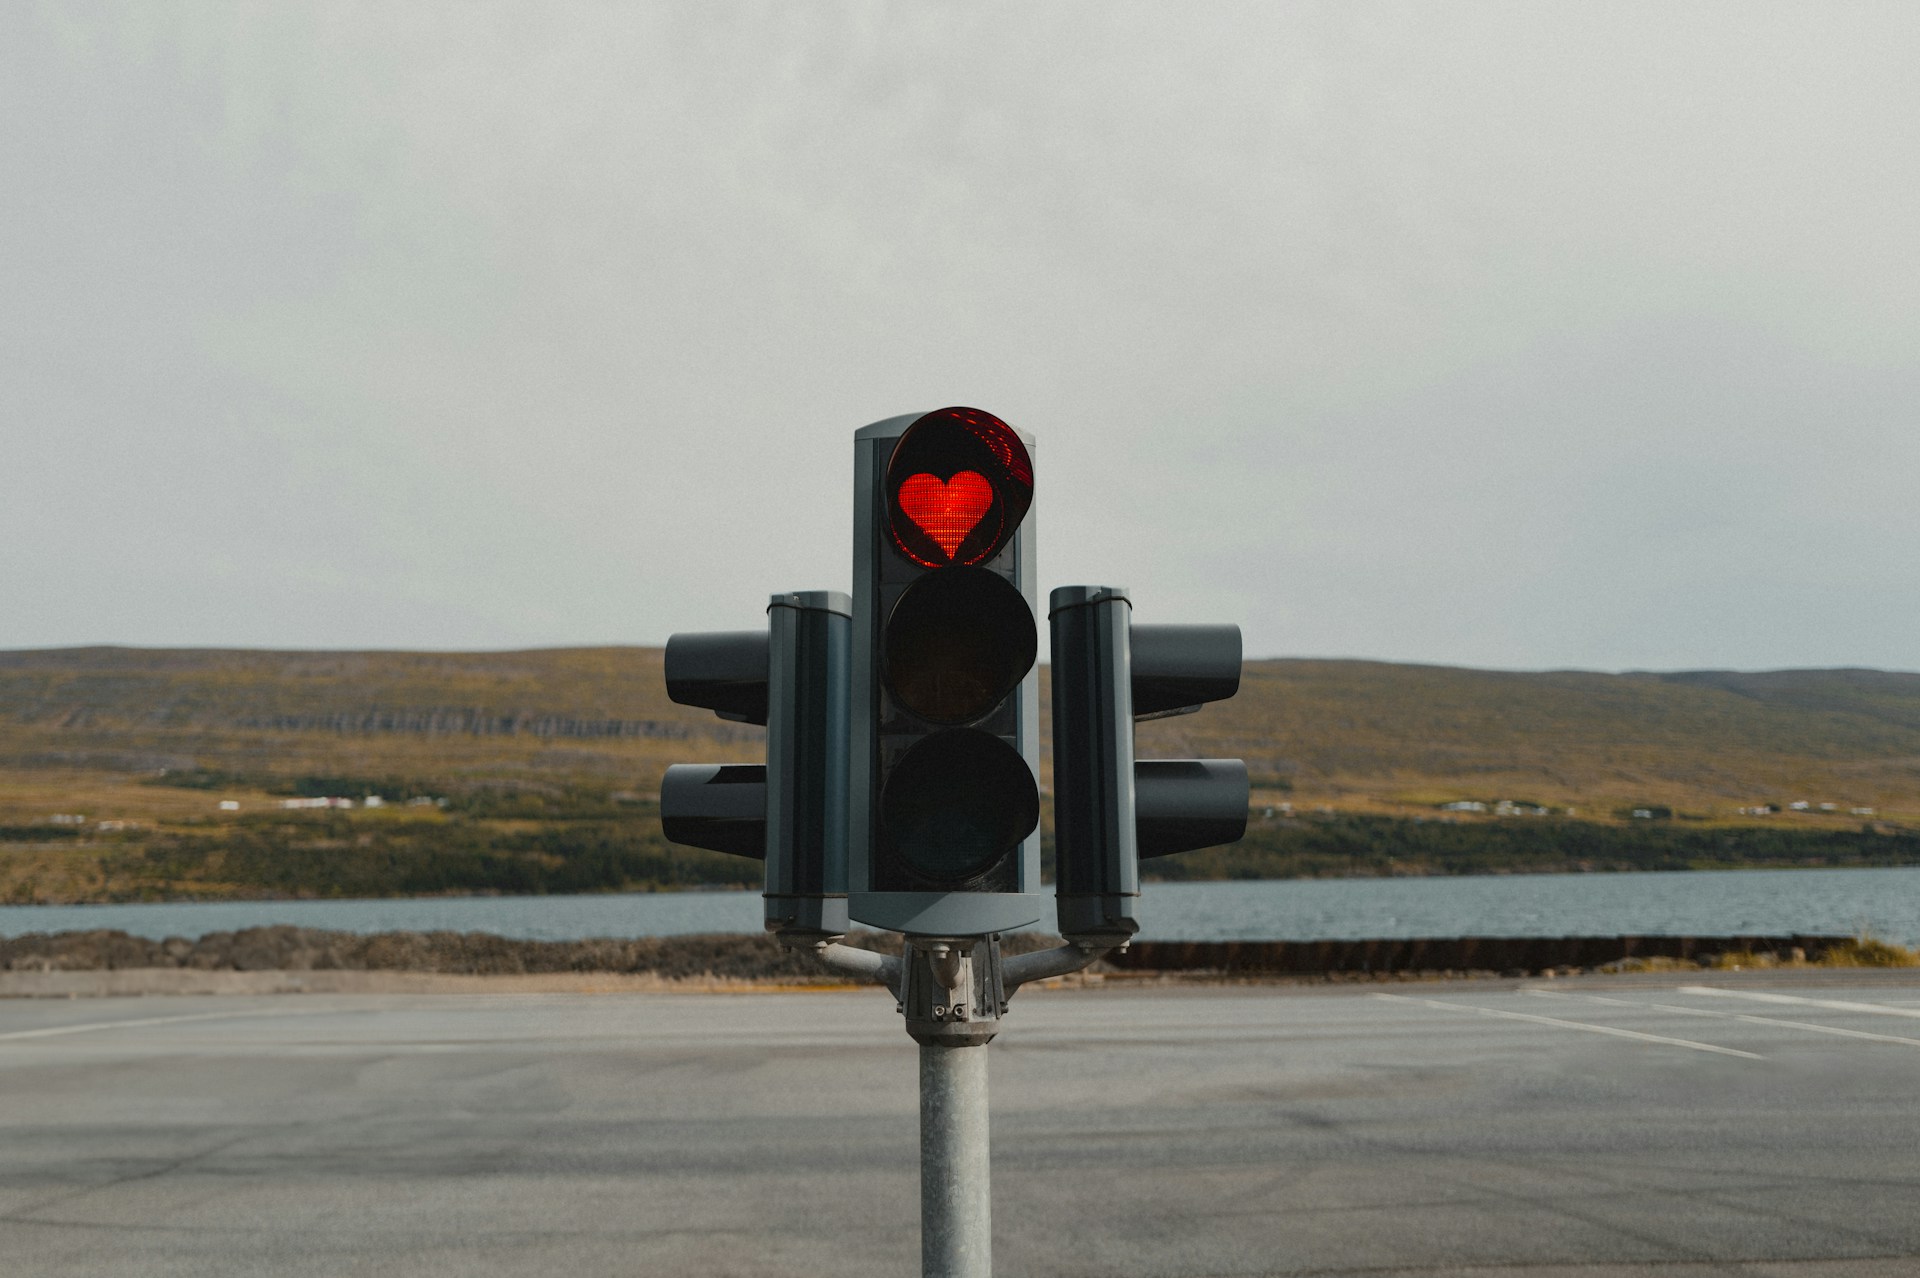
xmin=218 ymin=800 xmax=240 ymax=811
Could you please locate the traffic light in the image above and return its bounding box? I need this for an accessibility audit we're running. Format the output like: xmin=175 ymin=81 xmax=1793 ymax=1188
xmin=1048 ymin=586 xmax=1247 ymax=947
xmin=659 ymin=590 xmax=850 ymax=943
xmin=848 ymin=408 xmax=1047 ymax=936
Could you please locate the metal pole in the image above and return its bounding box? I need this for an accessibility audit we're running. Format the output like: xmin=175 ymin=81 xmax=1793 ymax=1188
xmin=920 ymin=1040 xmax=991 ymax=1278
xmin=824 ymin=933 xmax=1077 ymax=1278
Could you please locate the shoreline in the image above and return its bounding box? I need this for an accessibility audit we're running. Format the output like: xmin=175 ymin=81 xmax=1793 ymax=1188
xmin=6 ymin=926 xmax=1904 ymax=998
xmin=10 ymin=962 xmax=1920 ymax=1001
xmin=9 ymin=854 xmax=1920 ymax=909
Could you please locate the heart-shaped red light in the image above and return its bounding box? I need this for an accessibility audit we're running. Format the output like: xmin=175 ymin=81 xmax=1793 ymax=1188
xmin=897 ymin=471 xmax=993 ymax=561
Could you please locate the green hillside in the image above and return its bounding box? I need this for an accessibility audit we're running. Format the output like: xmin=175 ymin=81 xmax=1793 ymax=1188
xmin=2 ymin=646 xmax=1917 ymax=903
xmin=1161 ymin=659 xmax=1920 ymax=814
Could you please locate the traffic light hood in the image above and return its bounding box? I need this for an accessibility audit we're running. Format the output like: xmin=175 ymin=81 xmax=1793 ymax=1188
xmin=885 ymin=407 xmax=1034 ymax=568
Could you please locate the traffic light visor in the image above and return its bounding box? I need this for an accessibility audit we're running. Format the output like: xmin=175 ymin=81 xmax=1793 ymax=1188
xmin=886 ymin=407 xmax=1033 ymax=567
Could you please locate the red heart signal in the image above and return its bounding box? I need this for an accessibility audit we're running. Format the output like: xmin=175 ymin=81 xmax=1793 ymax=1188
xmin=897 ymin=471 xmax=993 ymax=562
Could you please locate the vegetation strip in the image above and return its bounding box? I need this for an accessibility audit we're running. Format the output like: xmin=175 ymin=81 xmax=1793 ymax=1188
xmin=1107 ymin=934 xmax=1869 ymax=976
xmin=5 ymin=929 xmax=1908 ymax=981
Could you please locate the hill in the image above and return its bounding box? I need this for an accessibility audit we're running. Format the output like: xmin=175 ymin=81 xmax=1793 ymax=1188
xmin=2 ymin=647 xmax=1917 ymax=903
xmin=1185 ymin=660 xmax=1920 ymax=814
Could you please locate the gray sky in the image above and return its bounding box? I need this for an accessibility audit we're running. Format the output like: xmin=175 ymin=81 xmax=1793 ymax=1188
xmin=4 ymin=3 xmax=1915 ymax=671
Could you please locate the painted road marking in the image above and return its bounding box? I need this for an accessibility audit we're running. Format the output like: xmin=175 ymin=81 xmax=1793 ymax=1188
xmin=1528 ymin=990 xmax=1920 ymax=1050
xmin=1370 ymin=993 xmax=1764 ymax=1059
xmin=0 ymin=1008 xmax=320 ymax=1042
xmin=1677 ymin=987 xmax=1920 ymax=1020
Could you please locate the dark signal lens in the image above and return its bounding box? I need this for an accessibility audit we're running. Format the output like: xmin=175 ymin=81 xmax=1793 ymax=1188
xmin=886 ymin=407 xmax=1033 ymax=568
xmin=881 ymin=729 xmax=1039 ymax=887
xmin=884 ymin=568 xmax=1036 ymax=724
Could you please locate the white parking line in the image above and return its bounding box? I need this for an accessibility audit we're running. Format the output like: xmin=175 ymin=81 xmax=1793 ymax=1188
xmin=1371 ymin=993 xmax=1764 ymax=1058
xmin=1677 ymin=987 xmax=1920 ymax=1020
xmin=0 ymin=1008 xmax=314 ymax=1042
xmin=1528 ymin=990 xmax=1920 ymax=1050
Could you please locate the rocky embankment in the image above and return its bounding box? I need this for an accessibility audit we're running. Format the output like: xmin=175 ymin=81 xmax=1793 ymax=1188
xmin=0 ymin=926 xmax=1063 ymax=983
xmin=0 ymin=927 xmax=1885 ymax=986
xmin=1107 ymin=933 xmax=1865 ymax=977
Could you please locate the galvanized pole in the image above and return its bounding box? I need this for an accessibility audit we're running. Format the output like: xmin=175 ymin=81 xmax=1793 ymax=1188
xmin=920 ymin=1040 xmax=992 ymax=1278
xmin=811 ymin=934 xmax=1106 ymax=1278
xmin=893 ymin=937 xmax=1003 ymax=1277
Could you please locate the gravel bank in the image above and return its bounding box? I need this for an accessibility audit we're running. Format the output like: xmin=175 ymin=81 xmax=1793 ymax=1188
xmin=0 ymin=925 xmax=1065 ymax=985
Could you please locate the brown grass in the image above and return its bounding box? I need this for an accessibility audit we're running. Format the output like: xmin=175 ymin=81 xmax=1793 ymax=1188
xmin=1817 ymin=937 xmax=1920 ymax=968
xmin=5 ymin=646 xmax=1919 ymax=835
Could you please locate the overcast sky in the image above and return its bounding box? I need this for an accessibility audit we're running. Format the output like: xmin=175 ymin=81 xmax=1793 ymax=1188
xmin=4 ymin=3 xmax=1915 ymax=671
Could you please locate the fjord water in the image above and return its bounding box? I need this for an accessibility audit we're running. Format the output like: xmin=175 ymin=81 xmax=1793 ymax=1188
xmin=2 ymin=866 xmax=1917 ymax=945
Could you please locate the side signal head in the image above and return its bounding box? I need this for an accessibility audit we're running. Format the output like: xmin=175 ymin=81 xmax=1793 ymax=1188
xmin=885 ymin=407 xmax=1033 ymax=568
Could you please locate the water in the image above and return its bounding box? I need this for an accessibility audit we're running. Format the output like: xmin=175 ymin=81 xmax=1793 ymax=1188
xmin=1 ymin=866 xmax=1916 ymax=945
xmin=1134 ymin=868 xmax=1920 ymax=946
xmin=0 ymin=891 xmax=764 ymax=944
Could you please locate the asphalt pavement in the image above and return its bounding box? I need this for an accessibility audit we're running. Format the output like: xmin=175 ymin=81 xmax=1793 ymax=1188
xmin=4 ymin=973 xmax=1919 ymax=1277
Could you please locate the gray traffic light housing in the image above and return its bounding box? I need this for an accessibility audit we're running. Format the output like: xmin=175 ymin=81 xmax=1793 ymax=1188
xmin=849 ymin=409 xmax=1047 ymax=936
xmin=1048 ymin=586 xmax=1248 ymax=947
xmin=660 ymin=590 xmax=851 ymax=942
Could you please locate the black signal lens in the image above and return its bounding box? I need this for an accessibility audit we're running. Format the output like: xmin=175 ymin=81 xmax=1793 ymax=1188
xmin=884 ymin=567 xmax=1036 ymax=724
xmin=880 ymin=729 xmax=1039 ymax=887
xmin=886 ymin=407 xmax=1033 ymax=568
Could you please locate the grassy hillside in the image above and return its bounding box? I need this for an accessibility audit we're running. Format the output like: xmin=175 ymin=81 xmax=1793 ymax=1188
xmin=1161 ymin=659 xmax=1920 ymax=817
xmin=2 ymin=646 xmax=1917 ymax=903
xmin=0 ymin=646 xmax=753 ymax=902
